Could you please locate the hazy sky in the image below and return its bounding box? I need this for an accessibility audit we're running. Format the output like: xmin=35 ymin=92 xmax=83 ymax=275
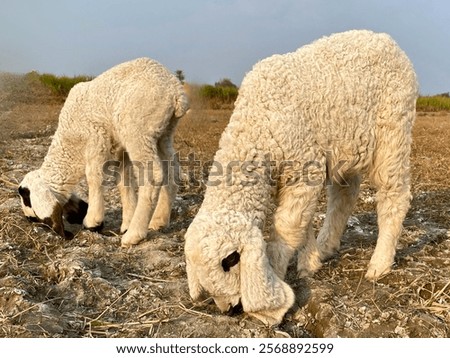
xmin=1 ymin=0 xmax=449 ymax=94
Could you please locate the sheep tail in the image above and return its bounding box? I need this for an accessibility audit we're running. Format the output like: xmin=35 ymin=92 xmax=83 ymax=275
xmin=174 ymin=90 xmax=190 ymax=118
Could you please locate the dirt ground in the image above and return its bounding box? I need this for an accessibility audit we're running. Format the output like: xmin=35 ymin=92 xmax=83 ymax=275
xmin=0 ymin=74 xmax=449 ymax=338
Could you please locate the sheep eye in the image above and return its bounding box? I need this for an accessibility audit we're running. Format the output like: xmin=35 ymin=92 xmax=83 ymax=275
xmin=221 ymin=251 xmax=240 ymax=272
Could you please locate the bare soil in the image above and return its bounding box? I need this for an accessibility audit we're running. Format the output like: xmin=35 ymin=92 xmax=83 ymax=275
xmin=0 ymin=74 xmax=449 ymax=338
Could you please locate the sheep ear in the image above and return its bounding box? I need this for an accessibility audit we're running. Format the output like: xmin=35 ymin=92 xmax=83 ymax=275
xmin=63 ymin=195 xmax=88 ymax=224
xmin=42 ymin=203 xmax=66 ymax=239
xmin=185 ymin=256 xmax=204 ymax=302
xmin=240 ymin=241 xmax=295 ymax=326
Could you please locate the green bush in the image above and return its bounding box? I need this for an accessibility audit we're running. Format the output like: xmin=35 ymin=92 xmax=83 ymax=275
xmin=199 ymin=84 xmax=220 ymax=99
xmin=417 ymin=94 xmax=450 ymax=112
xmin=30 ymin=72 xmax=94 ymax=97
xmin=198 ymin=80 xmax=239 ymax=109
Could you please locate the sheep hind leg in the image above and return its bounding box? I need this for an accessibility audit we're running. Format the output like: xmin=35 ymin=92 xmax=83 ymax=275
xmin=266 ymin=183 xmax=322 ymax=280
xmin=317 ymin=175 xmax=361 ymax=261
xmin=366 ymin=134 xmax=412 ymax=280
xmin=120 ymin=138 xmax=163 ymax=247
xmin=116 ymin=150 xmax=137 ymax=234
xmin=148 ymin=127 xmax=178 ymax=231
xmin=296 ymin=219 xmax=322 ymax=278
xmin=366 ymin=184 xmax=411 ymax=280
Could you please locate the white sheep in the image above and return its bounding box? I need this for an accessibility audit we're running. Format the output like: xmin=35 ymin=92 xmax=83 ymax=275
xmin=185 ymin=30 xmax=418 ymax=325
xmin=18 ymin=58 xmax=189 ymax=247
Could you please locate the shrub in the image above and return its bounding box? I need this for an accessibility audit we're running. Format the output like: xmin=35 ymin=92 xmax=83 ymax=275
xmin=175 ymin=70 xmax=185 ymax=84
xmin=29 ymin=72 xmax=94 ymax=98
xmin=198 ymin=79 xmax=239 ymax=109
xmin=417 ymin=94 xmax=450 ymax=112
xmin=214 ymin=78 xmax=237 ymax=89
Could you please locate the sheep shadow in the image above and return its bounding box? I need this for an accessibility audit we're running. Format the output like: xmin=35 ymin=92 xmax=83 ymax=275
xmin=285 ymin=259 xmax=312 ymax=309
xmin=396 ymin=223 xmax=448 ymax=259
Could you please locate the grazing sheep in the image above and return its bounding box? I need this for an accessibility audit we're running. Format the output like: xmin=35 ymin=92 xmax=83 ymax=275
xmin=185 ymin=30 xmax=418 ymax=325
xmin=18 ymin=58 xmax=189 ymax=247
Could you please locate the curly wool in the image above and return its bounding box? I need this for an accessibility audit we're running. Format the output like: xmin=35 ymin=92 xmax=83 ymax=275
xmin=19 ymin=58 xmax=189 ymax=246
xmin=185 ymin=30 xmax=418 ymax=325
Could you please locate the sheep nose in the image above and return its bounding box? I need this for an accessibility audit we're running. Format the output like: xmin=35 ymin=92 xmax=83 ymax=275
xmin=227 ymin=301 xmax=243 ymax=316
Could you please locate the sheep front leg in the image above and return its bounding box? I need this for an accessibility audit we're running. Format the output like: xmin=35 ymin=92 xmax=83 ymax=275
xmin=83 ymin=155 xmax=106 ymax=231
xmin=148 ymin=129 xmax=177 ymax=231
xmin=121 ymin=142 xmax=163 ymax=247
xmin=317 ymin=175 xmax=361 ymax=260
xmin=266 ymin=182 xmax=322 ymax=279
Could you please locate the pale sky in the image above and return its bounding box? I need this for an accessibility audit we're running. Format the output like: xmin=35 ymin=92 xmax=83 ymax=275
xmin=1 ymin=0 xmax=449 ymax=94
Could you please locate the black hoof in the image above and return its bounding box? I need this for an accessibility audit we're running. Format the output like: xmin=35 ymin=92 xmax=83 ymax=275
xmin=227 ymin=302 xmax=244 ymax=316
xmin=85 ymin=222 xmax=104 ymax=233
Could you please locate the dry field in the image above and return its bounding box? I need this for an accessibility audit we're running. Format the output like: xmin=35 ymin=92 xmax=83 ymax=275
xmin=0 ymin=74 xmax=449 ymax=337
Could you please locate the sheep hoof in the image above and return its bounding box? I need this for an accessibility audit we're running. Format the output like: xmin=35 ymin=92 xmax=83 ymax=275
xmin=121 ymin=231 xmax=144 ymax=248
xmin=365 ymin=254 xmax=394 ymax=281
xmin=297 ymin=251 xmax=322 ymax=278
xmin=227 ymin=302 xmax=244 ymax=316
xmin=365 ymin=265 xmax=391 ymax=281
xmin=148 ymin=217 xmax=168 ymax=231
xmin=85 ymin=222 xmax=104 ymax=233
xmin=121 ymin=242 xmax=132 ymax=249
xmin=318 ymin=245 xmax=340 ymax=262
xmin=148 ymin=224 xmax=164 ymax=231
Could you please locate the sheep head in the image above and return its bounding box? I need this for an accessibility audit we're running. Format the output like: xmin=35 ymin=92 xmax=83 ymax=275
xmin=184 ymin=211 xmax=295 ymax=325
xmin=18 ymin=170 xmax=88 ymax=238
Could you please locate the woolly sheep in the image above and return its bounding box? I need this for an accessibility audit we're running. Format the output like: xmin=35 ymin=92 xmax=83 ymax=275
xmin=185 ymin=30 xmax=418 ymax=325
xmin=18 ymin=58 xmax=189 ymax=247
